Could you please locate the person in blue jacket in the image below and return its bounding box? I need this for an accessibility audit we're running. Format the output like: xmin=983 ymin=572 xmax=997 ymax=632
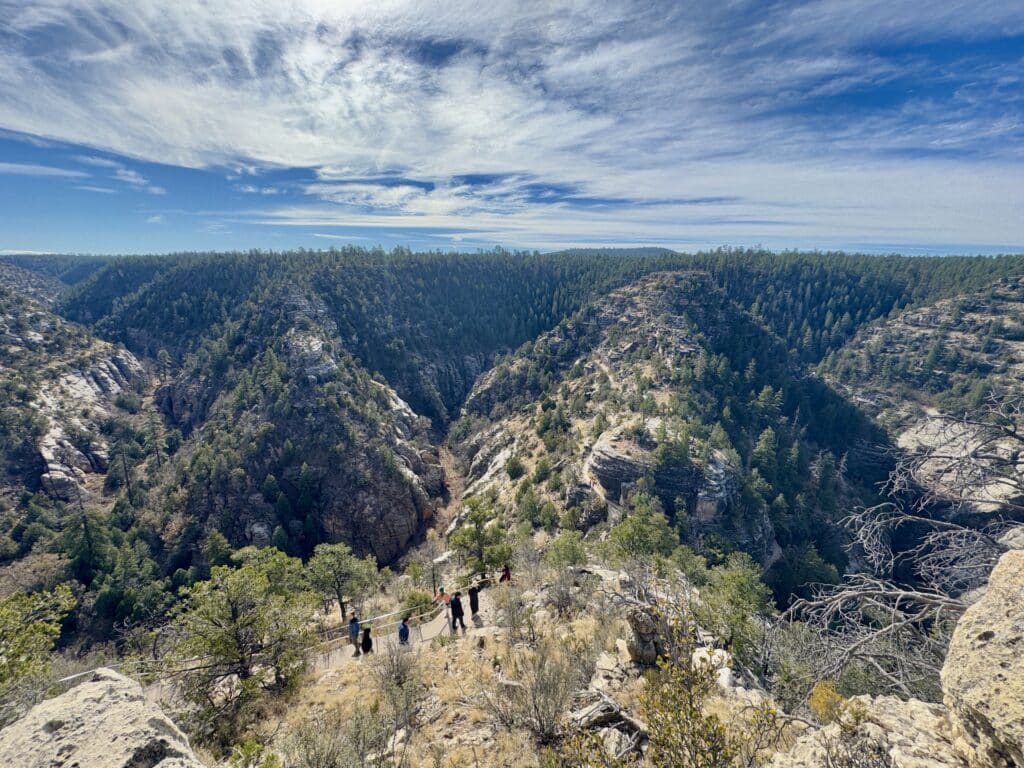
xmin=398 ymin=616 xmax=410 ymax=645
xmin=348 ymin=612 xmax=361 ymax=656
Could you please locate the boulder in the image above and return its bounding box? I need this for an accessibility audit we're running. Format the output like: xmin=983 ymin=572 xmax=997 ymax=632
xmin=625 ymin=608 xmax=665 ymax=666
xmin=998 ymin=526 xmax=1024 ymax=550
xmin=0 ymin=668 xmax=205 ymax=768
xmin=771 ymin=696 xmax=968 ymax=768
xmin=40 ymin=468 xmax=86 ymax=502
xmin=591 ymin=651 xmax=627 ymax=692
xmin=942 ymin=549 xmax=1024 ymax=768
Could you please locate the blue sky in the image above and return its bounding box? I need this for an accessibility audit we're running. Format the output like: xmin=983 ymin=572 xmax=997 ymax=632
xmin=0 ymin=0 xmax=1022 ymax=255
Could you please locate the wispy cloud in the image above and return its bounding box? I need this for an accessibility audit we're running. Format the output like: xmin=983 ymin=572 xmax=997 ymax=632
xmin=62 ymin=154 xmax=168 ymax=194
xmin=76 ymin=155 xmax=122 ymax=169
xmin=146 ymin=214 xmax=164 ymax=224
xmin=75 ymin=184 xmax=116 ymax=193
xmin=0 ymin=161 xmax=87 ymax=178
xmin=0 ymin=0 xmax=1021 ymax=250
xmin=237 ymin=184 xmax=281 ymax=195
xmin=313 ymin=233 xmax=369 ymax=241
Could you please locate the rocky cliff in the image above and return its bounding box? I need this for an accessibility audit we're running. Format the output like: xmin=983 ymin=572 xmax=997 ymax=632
xmin=451 ymin=272 xmax=879 ymax=569
xmin=942 ymin=549 xmax=1024 ymax=767
xmin=0 ymin=668 xmax=204 ymax=768
xmin=0 ymin=285 xmax=148 ymax=506
xmin=826 ymin=276 xmax=1024 ymax=516
xmin=453 ymin=274 xmax=731 ymax=531
xmin=774 ymin=547 xmax=1024 ymax=767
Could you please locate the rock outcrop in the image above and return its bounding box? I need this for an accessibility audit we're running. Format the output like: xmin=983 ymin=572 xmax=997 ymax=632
xmin=0 ymin=284 xmax=149 ymax=504
xmin=771 ymin=695 xmax=969 ymax=768
xmin=774 ymin=548 xmax=1024 ymax=768
xmin=584 ymin=427 xmax=702 ymax=513
xmin=625 ymin=607 xmax=667 ymax=665
xmin=36 ymin=352 xmax=146 ymax=501
xmin=942 ymin=549 xmax=1024 ymax=768
xmin=586 ymin=429 xmax=655 ymax=504
xmin=0 ymin=668 xmax=204 ymax=768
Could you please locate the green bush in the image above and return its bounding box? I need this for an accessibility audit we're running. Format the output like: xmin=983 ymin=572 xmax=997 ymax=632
xmin=114 ymin=391 xmax=142 ymax=414
xmin=401 ymin=589 xmax=435 ymax=623
xmin=506 ymin=456 xmax=526 ymax=480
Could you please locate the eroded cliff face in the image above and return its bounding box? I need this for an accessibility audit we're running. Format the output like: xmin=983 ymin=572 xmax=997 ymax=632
xmin=0 ymin=284 xmax=148 ymax=506
xmin=942 ymin=549 xmax=1024 ymax=768
xmin=827 ymin=276 xmax=1024 ymax=516
xmin=0 ymin=668 xmax=205 ymax=768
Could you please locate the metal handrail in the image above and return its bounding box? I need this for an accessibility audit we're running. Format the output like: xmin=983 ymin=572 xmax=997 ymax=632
xmin=52 ymin=601 xmax=448 ymax=686
xmin=310 ymin=602 xmax=445 ymax=652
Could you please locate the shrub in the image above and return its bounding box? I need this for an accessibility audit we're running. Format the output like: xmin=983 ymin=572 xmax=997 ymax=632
xmin=114 ymin=391 xmax=142 ymax=413
xmin=479 ymin=637 xmax=591 ymax=744
xmin=401 ymin=589 xmax=435 ymax=623
xmin=809 ymin=680 xmax=845 ymax=724
xmin=545 ymin=531 xmax=587 ymax=568
xmin=506 ymin=456 xmax=526 ymax=480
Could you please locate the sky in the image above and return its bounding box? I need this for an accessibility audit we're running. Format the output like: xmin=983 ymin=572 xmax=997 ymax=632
xmin=0 ymin=0 xmax=1022 ymax=255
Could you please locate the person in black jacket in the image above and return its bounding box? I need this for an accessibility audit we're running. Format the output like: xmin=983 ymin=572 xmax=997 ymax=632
xmin=361 ymin=626 xmax=374 ymax=654
xmin=450 ymin=592 xmax=466 ymax=632
xmin=468 ymin=585 xmax=480 ymax=617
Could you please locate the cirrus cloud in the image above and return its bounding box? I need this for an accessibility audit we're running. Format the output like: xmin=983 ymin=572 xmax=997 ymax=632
xmin=0 ymin=0 xmax=1021 ymax=252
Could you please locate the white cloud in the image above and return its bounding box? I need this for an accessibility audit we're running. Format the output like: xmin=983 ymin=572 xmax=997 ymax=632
xmin=0 ymin=162 xmax=87 ymax=178
xmin=76 ymin=155 xmax=122 ymax=168
xmin=107 ymin=166 xmax=165 ymax=194
xmin=114 ymin=167 xmax=147 ymax=186
xmin=75 ymin=184 xmax=116 ymax=193
xmin=0 ymin=0 xmax=1021 ymax=249
xmin=146 ymin=214 xmax=164 ymax=223
xmin=237 ymin=184 xmax=281 ymax=195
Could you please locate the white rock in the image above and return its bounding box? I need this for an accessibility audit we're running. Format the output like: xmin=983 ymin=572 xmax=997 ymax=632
xmin=0 ymin=668 xmax=205 ymax=768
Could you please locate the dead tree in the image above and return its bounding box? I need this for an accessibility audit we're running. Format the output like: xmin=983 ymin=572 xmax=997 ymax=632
xmin=787 ymin=394 xmax=1024 ymax=700
xmin=887 ymin=393 xmax=1024 ymax=517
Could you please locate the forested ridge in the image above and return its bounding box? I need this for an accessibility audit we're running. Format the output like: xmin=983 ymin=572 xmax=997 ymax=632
xmin=57 ymin=248 xmax=1024 ymax=362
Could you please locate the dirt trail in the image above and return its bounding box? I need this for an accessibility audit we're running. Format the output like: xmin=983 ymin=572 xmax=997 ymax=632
xmin=435 ymin=445 xmax=465 ymax=528
xmin=310 ymin=598 xmax=495 ymax=674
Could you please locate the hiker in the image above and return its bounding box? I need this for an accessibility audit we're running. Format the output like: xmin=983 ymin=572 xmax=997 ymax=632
xmin=499 ymin=564 xmax=511 ymax=584
xmin=451 ymin=591 xmax=466 ymax=632
xmin=398 ymin=617 xmax=410 ymax=645
xmin=361 ymin=625 xmax=374 ymax=654
xmin=434 ymin=586 xmax=451 ymax=622
xmin=348 ymin=612 xmax=361 ymax=656
xmin=468 ymin=585 xmax=480 ymax=617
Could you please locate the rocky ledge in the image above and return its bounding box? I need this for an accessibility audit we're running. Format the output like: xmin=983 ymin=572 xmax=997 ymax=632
xmin=0 ymin=668 xmax=204 ymax=768
xmin=775 ymin=548 xmax=1024 ymax=768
